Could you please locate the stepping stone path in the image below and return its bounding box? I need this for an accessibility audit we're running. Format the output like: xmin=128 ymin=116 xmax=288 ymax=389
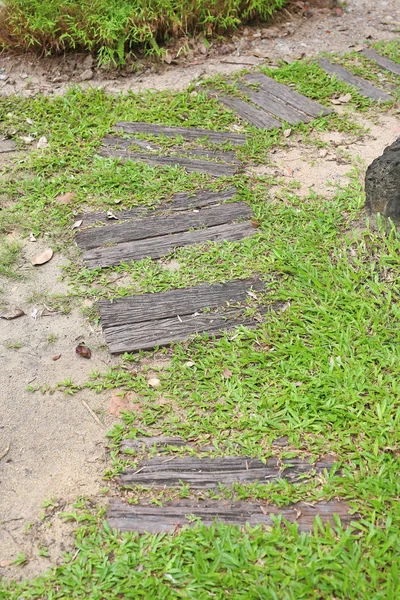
xmin=74 ymin=48 xmax=396 ymax=533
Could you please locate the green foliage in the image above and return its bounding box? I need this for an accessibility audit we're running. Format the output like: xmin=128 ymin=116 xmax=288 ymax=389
xmin=0 ymin=0 xmax=286 ymax=65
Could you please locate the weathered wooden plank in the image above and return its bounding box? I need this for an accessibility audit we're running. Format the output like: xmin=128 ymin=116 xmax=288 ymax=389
xmin=99 ymin=146 xmax=239 ymax=177
xmin=244 ymin=73 xmax=332 ymax=118
xmin=102 ymin=135 xmax=239 ymax=164
xmin=99 ymin=278 xmax=265 ymax=328
xmin=76 ymin=187 xmax=238 ymax=227
xmin=103 ymin=306 xmax=266 ymax=353
xmin=76 ymin=202 xmax=252 ymax=251
xmin=83 ymin=221 xmax=256 ymax=268
xmin=215 ymin=93 xmax=282 ymax=129
xmin=119 ymin=456 xmax=335 ymax=488
xmin=361 ymin=49 xmax=400 ymax=77
xmin=318 ymin=59 xmax=393 ymax=102
xmin=115 ymin=122 xmax=247 ymax=145
xmin=120 ymin=437 xmax=216 ymax=453
xmin=236 ymin=82 xmax=311 ymax=125
xmin=107 ymin=499 xmax=354 ymax=533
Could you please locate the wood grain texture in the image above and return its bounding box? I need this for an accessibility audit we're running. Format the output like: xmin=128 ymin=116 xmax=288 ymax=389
xmin=103 ymin=306 xmax=266 ymax=353
xmin=99 ymin=146 xmax=239 ymax=177
xmin=76 ymin=202 xmax=252 ymax=250
xmin=76 ymin=187 xmax=238 ymax=227
xmin=102 ymin=135 xmax=239 ymax=164
xmin=318 ymin=59 xmax=393 ymax=101
xmin=120 ymin=434 xmax=289 ymax=453
xmin=216 ymin=93 xmax=282 ymax=129
xmin=115 ymin=122 xmax=247 ymax=145
xmin=119 ymin=456 xmax=336 ymax=488
xmin=99 ymin=277 xmax=265 ymax=328
xmin=361 ymin=49 xmax=400 ymax=76
xmin=107 ymin=499 xmax=355 ymax=533
xmin=83 ymin=221 xmax=256 ymax=268
xmin=244 ymin=73 xmax=332 ymax=118
xmin=236 ymin=82 xmax=311 ymax=124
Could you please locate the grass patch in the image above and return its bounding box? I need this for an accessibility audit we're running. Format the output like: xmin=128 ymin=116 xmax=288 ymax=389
xmin=0 ymin=236 xmax=22 ymax=279
xmin=0 ymin=0 xmax=286 ymax=65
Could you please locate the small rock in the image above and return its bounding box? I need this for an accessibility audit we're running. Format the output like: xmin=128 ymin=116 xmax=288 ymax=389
xmin=79 ymin=69 xmax=94 ymax=81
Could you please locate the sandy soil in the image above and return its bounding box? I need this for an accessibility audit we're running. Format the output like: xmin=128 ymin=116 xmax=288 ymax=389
xmin=0 ymin=0 xmax=399 ymax=582
xmin=0 ymin=0 xmax=399 ymax=97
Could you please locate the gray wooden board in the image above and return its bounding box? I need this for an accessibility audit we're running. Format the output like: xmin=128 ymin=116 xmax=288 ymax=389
xmin=116 ymin=122 xmax=247 ymax=145
xmin=99 ymin=278 xmax=265 ymax=328
xmin=361 ymin=49 xmax=400 ymax=77
xmin=76 ymin=202 xmax=252 ymax=250
xmin=120 ymin=434 xmax=289 ymax=453
xmin=318 ymin=59 xmax=393 ymax=102
xmin=215 ymin=93 xmax=282 ymax=129
xmin=236 ymin=82 xmax=311 ymax=124
xmin=102 ymin=135 xmax=239 ymax=164
xmin=99 ymin=146 xmax=239 ymax=177
xmin=103 ymin=306 xmax=266 ymax=353
xmin=76 ymin=187 xmax=238 ymax=227
xmin=107 ymin=499 xmax=354 ymax=533
xmin=118 ymin=456 xmax=336 ymax=488
xmin=244 ymin=73 xmax=332 ymax=118
xmin=0 ymin=139 xmax=17 ymax=153
xmin=83 ymin=221 xmax=256 ymax=268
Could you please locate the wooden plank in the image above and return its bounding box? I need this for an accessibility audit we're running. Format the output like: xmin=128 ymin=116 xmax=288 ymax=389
xmin=215 ymin=93 xmax=282 ymax=129
xmin=99 ymin=278 xmax=265 ymax=328
xmin=119 ymin=456 xmax=336 ymax=488
xmin=103 ymin=306 xmax=266 ymax=353
xmin=318 ymin=59 xmax=393 ymax=102
xmin=361 ymin=49 xmax=400 ymax=77
xmin=102 ymin=135 xmax=239 ymax=164
xmin=116 ymin=122 xmax=247 ymax=145
xmin=236 ymin=82 xmax=311 ymax=125
xmin=76 ymin=187 xmax=238 ymax=227
xmin=99 ymin=146 xmax=239 ymax=177
xmin=121 ymin=435 xmax=290 ymax=452
xmin=76 ymin=202 xmax=252 ymax=250
xmin=244 ymin=73 xmax=332 ymax=118
xmin=83 ymin=221 xmax=256 ymax=268
xmin=107 ymin=499 xmax=354 ymax=533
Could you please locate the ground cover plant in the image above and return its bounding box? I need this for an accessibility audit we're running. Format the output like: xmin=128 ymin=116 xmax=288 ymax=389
xmin=1 ymin=50 xmax=400 ymax=598
xmin=0 ymin=0 xmax=286 ymax=65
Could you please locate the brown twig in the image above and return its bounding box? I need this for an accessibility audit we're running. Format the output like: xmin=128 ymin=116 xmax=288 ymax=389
xmin=81 ymin=400 xmax=104 ymax=428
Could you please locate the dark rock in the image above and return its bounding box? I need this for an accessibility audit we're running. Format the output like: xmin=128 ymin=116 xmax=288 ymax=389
xmin=365 ymin=137 xmax=400 ymax=227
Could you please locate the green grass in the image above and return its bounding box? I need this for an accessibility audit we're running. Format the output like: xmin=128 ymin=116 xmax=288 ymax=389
xmin=0 ymin=236 xmax=22 ymax=279
xmin=0 ymin=0 xmax=286 ymax=65
xmin=1 ymin=49 xmax=400 ymax=598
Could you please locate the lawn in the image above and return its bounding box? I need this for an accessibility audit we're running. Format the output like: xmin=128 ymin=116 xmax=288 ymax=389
xmin=0 ymin=0 xmax=286 ymax=65
xmin=0 ymin=48 xmax=400 ymax=598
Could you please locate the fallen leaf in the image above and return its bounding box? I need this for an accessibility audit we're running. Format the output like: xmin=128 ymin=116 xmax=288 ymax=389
xmin=106 ymin=210 xmax=118 ymax=220
xmin=295 ymin=381 xmax=303 ymax=387
xmin=283 ymin=128 xmax=292 ymax=138
xmin=251 ymin=219 xmax=261 ymax=228
xmin=37 ymin=136 xmax=48 ymax=149
xmin=29 ymin=232 xmax=36 ymax=242
xmin=72 ymin=220 xmax=83 ymax=230
xmin=52 ymin=354 xmax=61 ymax=361
xmin=164 ymin=52 xmax=173 ymax=64
xmin=247 ymin=290 xmax=258 ymax=300
xmin=22 ymin=135 xmax=34 ymax=144
xmin=32 ymin=248 xmax=53 ymax=266
xmin=0 ymin=560 xmax=11 ymax=568
xmin=31 ymin=307 xmax=39 ymax=320
xmin=148 ymin=377 xmax=161 ymax=388
xmin=222 ymin=367 xmax=233 ymax=379
xmin=339 ymin=93 xmax=352 ymax=103
xmin=1 ymin=308 xmax=25 ymax=320
xmin=114 ymin=199 xmax=121 ymax=204
xmin=76 ymin=343 xmax=92 ymax=359
xmin=26 ymin=118 xmax=34 ymax=125
xmin=185 ymin=361 xmax=195 ymax=367
xmin=56 ymin=191 xmax=76 ymax=205
xmin=109 ymin=390 xmax=142 ymax=417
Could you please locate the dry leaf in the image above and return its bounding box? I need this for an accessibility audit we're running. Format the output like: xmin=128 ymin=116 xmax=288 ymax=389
xmin=222 ymin=367 xmax=233 ymax=379
xmin=22 ymin=135 xmax=34 ymax=144
xmin=114 ymin=199 xmax=121 ymax=204
xmin=76 ymin=343 xmax=92 ymax=359
xmin=37 ymin=136 xmax=48 ymax=149
xmin=295 ymin=381 xmax=303 ymax=387
xmin=0 ymin=560 xmax=11 ymax=568
xmin=26 ymin=118 xmax=34 ymax=125
xmin=247 ymin=290 xmax=258 ymax=300
xmin=185 ymin=360 xmax=195 ymax=367
xmin=283 ymin=128 xmax=292 ymax=138
xmin=330 ymin=98 xmax=342 ymax=105
xmin=1 ymin=308 xmax=25 ymax=320
xmin=52 ymin=354 xmax=61 ymax=361
xmin=148 ymin=377 xmax=161 ymax=388
xmin=339 ymin=93 xmax=352 ymax=103
xmin=56 ymin=191 xmax=76 ymax=205
xmin=72 ymin=220 xmax=83 ymax=230
xmin=164 ymin=52 xmax=173 ymax=64
xmin=106 ymin=210 xmax=118 ymax=220
xmin=32 ymin=248 xmax=53 ymax=266
xmin=31 ymin=307 xmax=39 ymax=320
xmin=29 ymin=232 xmax=36 ymax=242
